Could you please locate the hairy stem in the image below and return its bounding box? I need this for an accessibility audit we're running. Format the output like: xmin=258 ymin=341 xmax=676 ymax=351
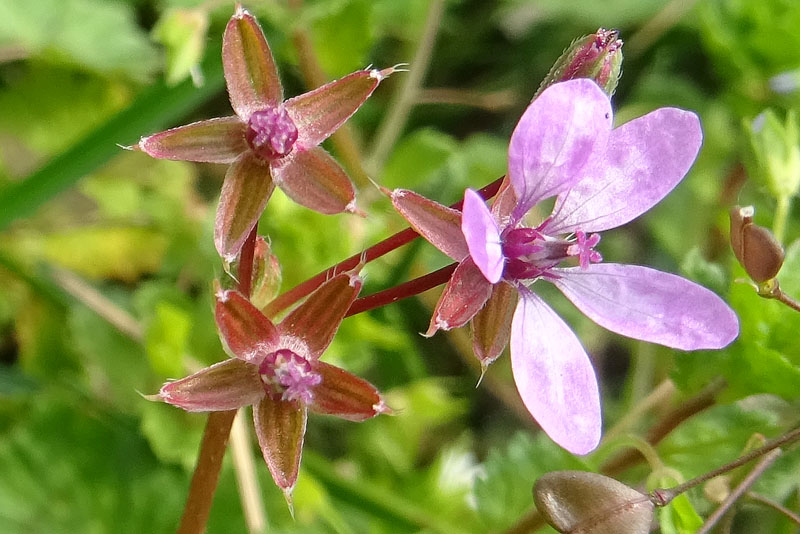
xmin=653 ymin=425 xmax=800 ymax=505
xmin=775 ymin=288 xmax=800 ymax=313
xmin=696 ymin=449 xmax=782 ymax=534
xmin=178 ymin=227 xmax=259 ymax=534
xmin=346 ymin=263 xmax=456 ymax=317
xmin=177 ymin=410 xmax=238 ymax=534
xmin=265 ymin=176 xmax=504 ymax=317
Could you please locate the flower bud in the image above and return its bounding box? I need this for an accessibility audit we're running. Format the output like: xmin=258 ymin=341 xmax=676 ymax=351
xmin=746 ymin=109 xmax=800 ymax=200
xmin=534 ymin=471 xmax=654 ymax=534
xmin=535 ymin=29 xmax=623 ymax=100
xmin=250 ymin=236 xmax=282 ymax=309
xmin=730 ymin=205 xmax=785 ymax=283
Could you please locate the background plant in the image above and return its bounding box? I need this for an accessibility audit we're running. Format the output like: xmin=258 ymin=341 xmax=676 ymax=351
xmin=0 ymin=0 xmax=799 ymax=533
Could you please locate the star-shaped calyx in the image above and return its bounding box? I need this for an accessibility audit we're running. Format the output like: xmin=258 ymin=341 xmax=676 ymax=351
xmin=155 ymin=268 xmax=390 ymax=499
xmin=133 ymin=5 xmax=399 ymax=261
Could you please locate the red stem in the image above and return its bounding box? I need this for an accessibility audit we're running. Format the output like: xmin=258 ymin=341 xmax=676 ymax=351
xmin=265 ymin=176 xmax=504 ymax=318
xmin=237 ymin=225 xmax=259 ymax=298
xmin=177 ymin=227 xmax=259 ymax=534
xmin=346 ymin=263 xmax=457 ymax=317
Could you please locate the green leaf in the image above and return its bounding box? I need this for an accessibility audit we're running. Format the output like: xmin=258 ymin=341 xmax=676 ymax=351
xmin=152 ymin=8 xmax=209 ymax=86
xmin=381 ymin=129 xmax=459 ymax=189
xmin=473 ymin=432 xmax=588 ymax=530
xmin=310 ymin=0 xmax=375 ymax=76
xmin=0 ymin=394 xmax=185 ymax=533
xmin=139 ymin=400 xmax=204 ymax=470
xmin=39 ymin=226 xmax=168 ymax=282
xmin=68 ymin=305 xmax=152 ymax=410
xmin=145 ymin=302 xmax=189 ymax=377
xmin=0 ymin=366 xmax=38 ymax=397
xmin=0 ymin=67 xmax=128 ymax=161
xmin=354 ymin=378 xmax=467 ymax=475
xmin=727 ymin=240 xmax=800 ymax=399
xmin=649 ymin=471 xmax=703 ymax=534
xmin=0 ymin=40 xmax=224 ymax=231
xmin=658 ymin=396 xmax=792 ymax=480
xmin=0 ymin=0 xmax=159 ymax=80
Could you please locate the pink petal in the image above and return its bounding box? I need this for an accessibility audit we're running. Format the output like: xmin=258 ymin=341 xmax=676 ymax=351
xmin=426 ymin=258 xmax=493 ymax=336
xmin=472 ymin=282 xmax=517 ymax=366
xmin=553 ymin=263 xmax=739 ymax=350
xmin=270 ymin=146 xmax=356 ymax=214
xmin=215 ymin=289 xmax=280 ymax=362
xmin=490 ymin=177 xmax=517 ymax=220
xmin=223 ymin=7 xmax=282 ymax=119
xmin=462 ymin=188 xmax=504 ymax=283
xmin=511 ymin=288 xmax=601 ymax=455
xmin=159 ymin=358 xmax=264 ymax=412
xmin=508 ymin=79 xmax=612 ymax=220
xmin=548 ymin=108 xmax=703 ymax=234
xmin=137 ymin=117 xmax=247 ymax=163
xmin=310 ymin=362 xmax=389 ymax=421
xmin=253 ymin=396 xmax=306 ymax=494
xmin=391 ymin=189 xmax=469 ymax=261
xmin=214 ymin=152 xmax=275 ymax=261
xmin=285 ymin=67 xmax=395 ymax=150
xmin=279 ymin=270 xmax=362 ymax=359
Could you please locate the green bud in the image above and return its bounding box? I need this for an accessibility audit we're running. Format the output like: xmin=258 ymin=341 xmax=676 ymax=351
xmin=535 ymin=29 xmax=623 ymax=100
xmin=745 ymin=109 xmax=800 ymax=200
xmin=152 ymin=8 xmax=209 ymax=86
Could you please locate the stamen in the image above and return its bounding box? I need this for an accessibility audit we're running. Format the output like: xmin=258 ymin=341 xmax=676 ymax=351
xmin=246 ymin=107 xmax=299 ymax=161
xmin=503 ymin=227 xmax=545 ymax=258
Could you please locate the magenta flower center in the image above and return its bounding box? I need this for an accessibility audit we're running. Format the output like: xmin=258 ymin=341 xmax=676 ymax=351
xmin=258 ymin=348 xmax=321 ymax=404
xmin=245 ymin=107 xmax=299 ymax=161
xmin=501 ymin=224 xmax=602 ymax=280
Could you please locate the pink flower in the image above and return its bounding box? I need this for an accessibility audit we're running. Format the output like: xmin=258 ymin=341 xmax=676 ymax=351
xmin=134 ymin=5 xmax=397 ymax=261
xmin=391 ymin=79 xmax=739 ymax=454
xmin=156 ymin=269 xmax=389 ymax=498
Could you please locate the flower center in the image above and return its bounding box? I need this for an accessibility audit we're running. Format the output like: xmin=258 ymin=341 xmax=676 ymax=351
xmin=501 ymin=225 xmax=602 ymax=280
xmin=245 ymin=107 xmax=298 ymax=161
xmin=258 ymin=349 xmax=321 ymax=404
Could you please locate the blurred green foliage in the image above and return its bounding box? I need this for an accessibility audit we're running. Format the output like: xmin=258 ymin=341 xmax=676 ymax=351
xmin=1 ymin=0 xmax=799 ymax=532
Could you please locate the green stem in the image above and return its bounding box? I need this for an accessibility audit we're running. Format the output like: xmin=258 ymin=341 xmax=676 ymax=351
xmin=773 ymin=194 xmax=791 ymax=243
xmin=365 ymin=0 xmax=446 ymax=176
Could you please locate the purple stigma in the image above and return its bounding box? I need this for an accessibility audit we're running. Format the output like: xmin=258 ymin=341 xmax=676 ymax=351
xmin=245 ymin=107 xmax=299 ymax=161
xmin=259 ymin=348 xmax=321 ymax=404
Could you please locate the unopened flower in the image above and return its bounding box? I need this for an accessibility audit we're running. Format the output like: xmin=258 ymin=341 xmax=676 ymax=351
xmin=134 ymin=5 xmax=397 ymax=261
xmin=536 ymin=28 xmax=623 ymax=99
xmin=392 ymin=79 xmax=739 ymax=454
xmin=156 ymin=269 xmax=389 ymax=498
xmin=729 ymin=205 xmax=785 ymax=284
